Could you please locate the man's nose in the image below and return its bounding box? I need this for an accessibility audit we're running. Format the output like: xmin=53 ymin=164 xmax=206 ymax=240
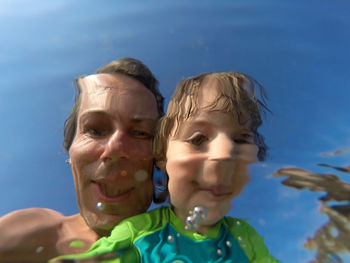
xmin=208 ymin=134 xmax=236 ymax=161
xmin=100 ymin=130 xmax=130 ymax=162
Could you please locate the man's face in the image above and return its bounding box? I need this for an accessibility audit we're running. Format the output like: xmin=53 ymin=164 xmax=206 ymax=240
xmin=164 ymin=79 xmax=258 ymax=233
xmin=69 ymin=73 xmax=158 ymax=234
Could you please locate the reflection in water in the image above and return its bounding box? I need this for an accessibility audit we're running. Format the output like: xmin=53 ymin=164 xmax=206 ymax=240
xmin=96 ymin=202 xmax=105 ymax=211
xmin=35 ymin=246 xmax=44 ymax=254
xmin=69 ymin=240 xmax=85 ymax=248
xmin=320 ymin=149 xmax=349 ymax=158
xmin=318 ymin=163 xmax=350 ymax=173
xmin=273 ymin=152 xmax=350 ymax=263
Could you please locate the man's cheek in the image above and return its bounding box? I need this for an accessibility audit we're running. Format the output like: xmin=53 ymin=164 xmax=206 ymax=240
xmin=130 ymin=142 xmax=153 ymax=159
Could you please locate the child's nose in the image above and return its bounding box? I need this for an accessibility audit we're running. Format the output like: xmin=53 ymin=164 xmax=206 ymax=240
xmin=100 ymin=130 xmax=130 ymax=162
xmin=208 ymin=133 xmax=236 ymax=161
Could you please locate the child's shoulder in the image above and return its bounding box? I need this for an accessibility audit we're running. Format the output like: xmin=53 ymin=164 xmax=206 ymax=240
xmin=223 ymin=216 xmax=280 ymax=263
xmin=223 ymin=216 xmax=255 ymax=232
xmin=223 ymin=215 xmax=264 ymax=244
xmin=223 ymin=216 xmax=262 ymax=243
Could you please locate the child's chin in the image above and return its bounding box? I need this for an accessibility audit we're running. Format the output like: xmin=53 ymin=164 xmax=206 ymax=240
xmin=204 ymin=210 xmax=227 ymax=226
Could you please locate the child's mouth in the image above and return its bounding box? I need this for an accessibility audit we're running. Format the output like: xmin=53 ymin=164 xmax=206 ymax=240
xmin=201 ymin=186 xmax=232 ymax=198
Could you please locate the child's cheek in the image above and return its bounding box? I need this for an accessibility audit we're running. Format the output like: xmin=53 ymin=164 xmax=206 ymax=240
xmin=237 ymin=144 xmax=259 ymax=163
xmin=166 ymin=154 xmax=205 ymax=182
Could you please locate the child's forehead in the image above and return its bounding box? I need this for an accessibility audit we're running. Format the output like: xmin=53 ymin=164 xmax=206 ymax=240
xmin=180 ymin=77 xmax=245 ymax=119
xmin=197 ymin=78 xmax=221 ymax=106
xmin=181 ymin=77 xmax=222 ymax=111
xmin=169 ymin=73 xmax=255 ymax=136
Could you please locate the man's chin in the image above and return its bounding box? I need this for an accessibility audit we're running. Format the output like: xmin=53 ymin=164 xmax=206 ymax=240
xmin=82 ymin=210 xmax=127 ymax=236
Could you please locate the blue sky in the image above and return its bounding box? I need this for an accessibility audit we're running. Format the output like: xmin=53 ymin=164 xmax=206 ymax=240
xmin=1 ymin=0 xmax=349 ymax=262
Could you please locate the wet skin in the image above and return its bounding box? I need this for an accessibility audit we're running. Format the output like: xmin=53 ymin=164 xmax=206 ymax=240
xmin=162 ymin=78 xmax=259 ymax=234
xmin=69 ymin=73 xmax=159 ymax=236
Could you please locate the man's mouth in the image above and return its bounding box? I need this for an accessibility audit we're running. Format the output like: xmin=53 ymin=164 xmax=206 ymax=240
xmin=92 ymin=182 xmax=135 ymax=202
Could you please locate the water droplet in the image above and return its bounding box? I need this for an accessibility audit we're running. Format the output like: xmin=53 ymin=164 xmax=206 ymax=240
xmin=236 ymin=220 xmax=241 ymax=226
xmin=226 ymin=240 xmax=232 ymax=247
xmin=176 ymin=233 xmax=181 ymax=237
xmin=185 ymin=216 xmax=197 ymax=230
xmin=167 ymin=235 xmax=174 ymax=243
xmin=238 ymin=236 xmax=243 ymax=242
xmin=184 ymin=206 xmax=208 ymax=230
xmin=121 ymin=170 xmax=127 ymax=176
xmin=96 ymin=202 xmax=105 ymax=211
xmin=35 ymin=246 xmax=44 ymax=254
xmin=69 ymin=240 xmax=85 ymax=248
xmin=134 ymin=170 xmax=148 ymax=182
xmin=217 ymin=248 xmax=223 ymax=256
xmin=193 ymin=206 xmax=207 ymax=218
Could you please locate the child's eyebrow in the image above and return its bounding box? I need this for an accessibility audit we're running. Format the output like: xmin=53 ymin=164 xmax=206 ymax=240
xmin=174 ymin=119 xmax=210 ymax=138
xmin=177 ymin=118 xmax=253 ymax=137
xmin=181 ymin=119 xmax=210 ymax=129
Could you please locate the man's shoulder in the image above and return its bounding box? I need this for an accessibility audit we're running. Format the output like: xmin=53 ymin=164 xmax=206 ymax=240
xmin=0 ymin=207 xmax=65 ymax=230
xmin=0 ymin=208 xmax=69 ymax=261
xmin=0 ymin=208 xmax=66 ymax=241
xmin=1 ymin=207 xmax=64 ymax=220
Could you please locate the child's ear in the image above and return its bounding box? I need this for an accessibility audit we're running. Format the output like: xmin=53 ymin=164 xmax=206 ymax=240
xmin=156 ymin=160 xmax=167 ymax=172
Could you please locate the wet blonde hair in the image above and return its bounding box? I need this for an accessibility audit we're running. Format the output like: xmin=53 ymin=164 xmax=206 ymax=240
xmin=153 ymin=72 xmax=269 ymax=163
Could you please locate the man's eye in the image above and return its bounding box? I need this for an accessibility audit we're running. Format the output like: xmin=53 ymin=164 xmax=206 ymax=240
xmin=131 ymin=130 xmax=153 ymax=139
xmin=84 ymin=128 xmax=103 ymax=137
xmin=187 ymin=133 xmax=208 ymax=146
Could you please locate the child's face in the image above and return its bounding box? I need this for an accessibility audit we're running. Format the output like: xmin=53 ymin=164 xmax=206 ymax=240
xmin=164 ymin=78 xmax=259 ymax=233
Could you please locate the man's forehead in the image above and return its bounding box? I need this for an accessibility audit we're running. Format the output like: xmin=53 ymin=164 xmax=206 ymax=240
xmin=77 ymin=74 xmax=159 ymax=120
xmin=79 ymin=74 xmax=124 ymax=95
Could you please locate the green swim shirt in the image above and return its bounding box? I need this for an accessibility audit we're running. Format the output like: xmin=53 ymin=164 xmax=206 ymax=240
xmin=51 ymin=207 xmax=279 ymax=263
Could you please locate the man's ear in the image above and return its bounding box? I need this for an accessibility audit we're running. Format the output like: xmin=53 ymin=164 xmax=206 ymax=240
xmin=156 ymin=160 xmax=166 ymax=172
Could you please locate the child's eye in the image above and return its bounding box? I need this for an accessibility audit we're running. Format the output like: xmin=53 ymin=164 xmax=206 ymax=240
xmin=187 ymin=133 xmax=208 ymax=146
xmin=234 ymin=133 xmax=254 ymax=144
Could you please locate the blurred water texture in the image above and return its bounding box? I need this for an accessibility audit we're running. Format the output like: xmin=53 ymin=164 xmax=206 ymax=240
xmin=274 ymin=149 xmax=350 ymax=262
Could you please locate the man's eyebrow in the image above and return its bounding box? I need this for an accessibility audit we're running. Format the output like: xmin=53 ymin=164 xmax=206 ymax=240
xmin=79 ymin=111 xmax=108 ymax=120
xmin=79 ymin=111 xmax=157 ymax=123
xmin=129 ymin=116 xmax=158 ymax=123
